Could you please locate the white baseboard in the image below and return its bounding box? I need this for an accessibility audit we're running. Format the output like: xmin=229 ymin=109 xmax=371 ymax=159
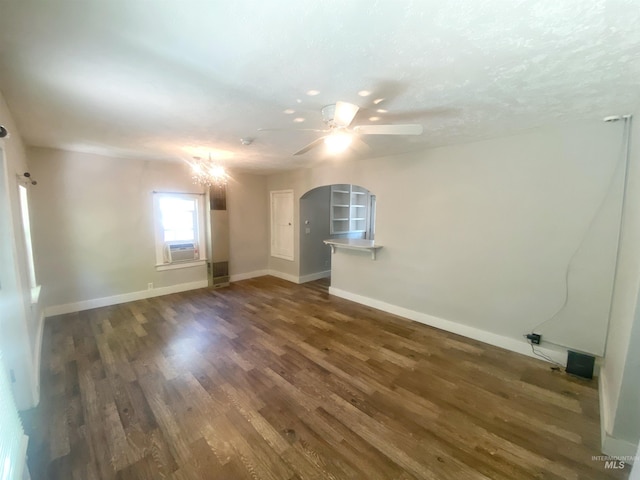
xmin=266 ymin=270 xmax=300 ymax=284
xmin=230 ymin=269 xmax=269 ymax=282
xmin=45 ymin=280 xmax=208 ymax=317
xmin=263 ymin=269 xmax=331 ymax=284
xmin=298 ymin=270 xmax=331 ymax=284
xmin=328 ymin=286 xmax=567 ymax=366
xmin=43 ymin=269 xmax=325 ymax=316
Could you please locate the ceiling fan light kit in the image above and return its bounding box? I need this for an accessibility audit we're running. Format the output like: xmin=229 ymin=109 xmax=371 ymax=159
xmin=263 ymin=100 xmax=423 ymax=156
xmin=324 ymin=132 xmax=353 ymax=154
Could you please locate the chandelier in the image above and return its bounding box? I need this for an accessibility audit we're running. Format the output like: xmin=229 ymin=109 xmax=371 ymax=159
xmin=188 ymin=154 xmax=228 ymax=187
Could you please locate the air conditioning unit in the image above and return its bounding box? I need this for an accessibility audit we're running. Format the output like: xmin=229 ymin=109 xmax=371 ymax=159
xmin=165 ymin=242 xmax=198 ymax=263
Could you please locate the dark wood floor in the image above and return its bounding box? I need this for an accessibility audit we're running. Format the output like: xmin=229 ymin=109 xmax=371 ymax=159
xmin=23 ymin=276 xmax=628 ymax=479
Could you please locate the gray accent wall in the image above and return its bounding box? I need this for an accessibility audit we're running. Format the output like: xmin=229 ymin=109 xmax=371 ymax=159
xmin=300 ymin=186 xmax=331 ymax=278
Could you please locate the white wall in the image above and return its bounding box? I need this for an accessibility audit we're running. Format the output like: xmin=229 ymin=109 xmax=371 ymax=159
xmin=0 ymin=90 xmax=43 ymax=409
xmin=612 ymin=308 xmax=640 ymax=444
xmin=601 ymin=114 xmax=640 ymax=456
xmin=631 ymin=441 xmax=640 ymax=479
xmin=28 ymin=147 xmax=269 ymax=311
xmin=227 ymin=172 xmax=269 ymax=278
xmin=267 ymin=121 xmax=624 ymax=358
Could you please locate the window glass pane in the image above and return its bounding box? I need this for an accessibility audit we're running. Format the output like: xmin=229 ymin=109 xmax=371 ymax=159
xmin=159 ymin=197 xmax=195 ymax=212
xmin=163 ymin=212 xmax=192 ymax=230
xmin=18 ymin=185 xmax=37 ymax=288
xmin=159 ymin=196 xmax=197 ymax=243
xmin=176 ymin=229 xmax=194 ymax=240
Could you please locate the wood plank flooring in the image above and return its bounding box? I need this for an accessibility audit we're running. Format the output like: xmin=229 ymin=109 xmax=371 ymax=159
xmin=22 ymin=276 xmax=629 ymax=479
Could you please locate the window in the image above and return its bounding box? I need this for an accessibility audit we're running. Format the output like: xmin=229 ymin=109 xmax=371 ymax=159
xmin=153 ymin=192 xmax=206 ymax=268
xmin=18 ymin=185 xmax=38 ymax=296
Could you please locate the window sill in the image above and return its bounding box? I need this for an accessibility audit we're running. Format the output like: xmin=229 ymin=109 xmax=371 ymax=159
xmin=155 ymin=260 xmax=207 ymax=272
xmin=30 ymin=285 xmax=41 ymax=305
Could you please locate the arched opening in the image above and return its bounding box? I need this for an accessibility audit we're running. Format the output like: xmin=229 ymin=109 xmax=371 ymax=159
xmin=299 ymin=184 xmax=375 ymax=282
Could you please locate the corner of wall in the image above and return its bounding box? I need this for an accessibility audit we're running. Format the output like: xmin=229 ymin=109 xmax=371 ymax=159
xmin=30 ymin=307 xmax=45 ymax=408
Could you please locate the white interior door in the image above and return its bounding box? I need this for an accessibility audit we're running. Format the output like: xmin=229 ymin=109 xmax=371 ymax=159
xmin=270 ymin=190 xmax=294 ymax=261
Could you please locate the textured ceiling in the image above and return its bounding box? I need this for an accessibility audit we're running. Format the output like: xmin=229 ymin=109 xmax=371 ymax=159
xmin=0 ymin=0 xmax=638 ymax=172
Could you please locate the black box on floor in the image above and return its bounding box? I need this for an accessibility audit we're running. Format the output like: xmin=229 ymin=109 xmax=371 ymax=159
xmin=566 ymin=350 xmax=595 ymax=379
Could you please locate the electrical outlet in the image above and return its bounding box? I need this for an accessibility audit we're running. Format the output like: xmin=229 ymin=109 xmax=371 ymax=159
xmin=526 ymin=333 xmax=541 ymax=345
xmin=147 ymin=283 xmax=153 ymax=290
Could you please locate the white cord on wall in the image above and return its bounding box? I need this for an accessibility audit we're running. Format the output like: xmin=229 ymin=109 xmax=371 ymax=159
xmin=529 ymin=115 xmax=633 ymax=343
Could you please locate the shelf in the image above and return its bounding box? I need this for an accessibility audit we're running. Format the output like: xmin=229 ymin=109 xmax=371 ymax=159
xmin=324 ymin=238 xmax=382 ymax=260
xmin=331 ymin=184 xmax=370 ymax=236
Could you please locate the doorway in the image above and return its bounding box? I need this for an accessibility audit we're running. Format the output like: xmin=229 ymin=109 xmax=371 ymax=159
xmin=299 ymin=184 xmax=375 ymax=283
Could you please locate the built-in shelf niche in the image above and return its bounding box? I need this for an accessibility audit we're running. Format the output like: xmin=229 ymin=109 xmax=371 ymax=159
xmin=330 ymin=184 xmax=370 ymax=235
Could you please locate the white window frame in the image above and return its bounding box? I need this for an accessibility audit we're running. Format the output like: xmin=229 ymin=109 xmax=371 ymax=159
xmin=152 ymin=192 xmax=206 ymax=271
xmin=18 ymin=184 xmax=40 ymax=303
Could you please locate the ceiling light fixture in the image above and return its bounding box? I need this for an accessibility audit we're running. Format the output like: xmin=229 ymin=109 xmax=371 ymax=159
xmin=373 ymin=98 xmax=384 ymax=105
xmin=306 ymin=90 xmax=320 ymax=96
xmin=324 ymin=132 xmax=352 ymax=154
xmin=188 ymin=154 xmax=228 ymax=187
xmin=283 ymin=109 xmax=295 ymax=114
xmin=293 ymin=117 xmax=305 ymax=123
xmin=358 ymin=90 xmax=371 ymax=97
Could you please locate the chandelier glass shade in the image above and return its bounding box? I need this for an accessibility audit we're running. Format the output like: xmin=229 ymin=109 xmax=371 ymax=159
xmin=189 ymin=155 xmax=228 ymax=187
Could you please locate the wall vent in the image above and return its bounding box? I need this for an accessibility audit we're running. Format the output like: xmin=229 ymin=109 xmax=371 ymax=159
xmin=207 ymin=184 xmax=230 ymax=288
xmin=211 ymin=261 xmax=229 ymax=287
xmin=210 ymin=184 xmax=227 ymax=211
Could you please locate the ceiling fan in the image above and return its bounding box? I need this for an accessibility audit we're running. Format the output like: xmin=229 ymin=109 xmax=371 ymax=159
xmin=261 ymin=101 xmax=423 ymax=155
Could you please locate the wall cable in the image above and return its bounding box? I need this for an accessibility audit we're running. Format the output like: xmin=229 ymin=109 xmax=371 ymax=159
xmin=529 ymin=116 xmax=633 ymax=341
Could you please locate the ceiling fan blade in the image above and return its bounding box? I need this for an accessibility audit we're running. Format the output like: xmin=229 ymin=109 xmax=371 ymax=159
xmin=293 ymin=136 xmax=326 ymax=156
xmin=352 ymin=124 xmax=423 ymax=135
xmin=350 ymin=136 xmax=371 ymax=154
xmin=334 ymin=101 xmax=360 ymax=127
xmin=258 ymin=128 xmax=328 ymax=133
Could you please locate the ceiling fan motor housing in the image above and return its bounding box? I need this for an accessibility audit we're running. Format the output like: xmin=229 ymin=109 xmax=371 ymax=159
xmin=321 ymin=104 xmax=337 ymax=127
